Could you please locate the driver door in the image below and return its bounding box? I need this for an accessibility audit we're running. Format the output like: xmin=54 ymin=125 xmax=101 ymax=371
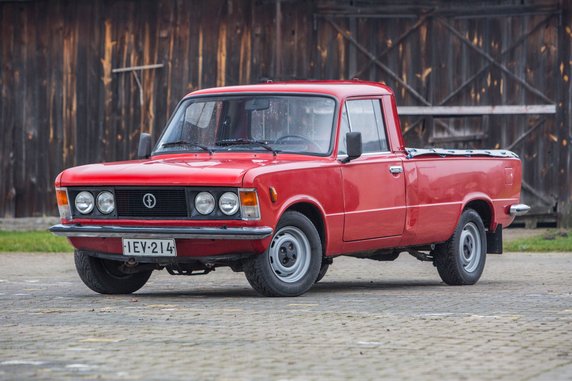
xmin=339 ymin=99 xmax=406 ymax=241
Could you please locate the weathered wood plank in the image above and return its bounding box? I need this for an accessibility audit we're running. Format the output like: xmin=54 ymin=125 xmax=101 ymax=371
xmin=398 ymin=105 xmax=557 ymax=115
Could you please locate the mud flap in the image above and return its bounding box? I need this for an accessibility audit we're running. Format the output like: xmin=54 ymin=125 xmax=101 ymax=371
xmin=486 ymin=225 xmax=503 ymax=254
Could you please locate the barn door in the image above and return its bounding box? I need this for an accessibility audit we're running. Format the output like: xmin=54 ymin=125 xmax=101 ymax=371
xmin=314 ymin=3 xmax=566 ymax=226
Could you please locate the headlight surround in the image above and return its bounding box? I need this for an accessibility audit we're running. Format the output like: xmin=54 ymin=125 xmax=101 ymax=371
xmin=96 ymin=191 xmax=115 ymax=214
xmin=75 ymin=191 xmax=95 ymax=214
xmin=218 ymin=192 xmax=239 ymax=215
xmin=195 ymin=191 xmax=215 ymax=215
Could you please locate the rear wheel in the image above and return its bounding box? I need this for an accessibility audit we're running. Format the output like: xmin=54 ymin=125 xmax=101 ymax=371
xmin=434 ymin=208 xmax=487 ymax=285
xmin=74 ymin=250 xmax=152 ymax=294
xmin=244 ymin=211 xmax=322 ymax=297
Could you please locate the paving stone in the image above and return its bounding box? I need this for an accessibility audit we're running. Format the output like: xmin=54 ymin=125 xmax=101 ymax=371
xmin=0 ymin=252 xmax=571 ymax=380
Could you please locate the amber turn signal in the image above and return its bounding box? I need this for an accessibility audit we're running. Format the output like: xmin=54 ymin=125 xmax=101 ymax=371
xmin=269 ymin=187 xmax=278 ymax=203
xmin=239 ymin=190 xmax=258 ymax=206
xmin=56 ymin=188 xmax=68 ymax=206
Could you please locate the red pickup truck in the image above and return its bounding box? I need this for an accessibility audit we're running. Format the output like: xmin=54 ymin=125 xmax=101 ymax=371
xmin=51 ymin=80 xmax=529 ymax=297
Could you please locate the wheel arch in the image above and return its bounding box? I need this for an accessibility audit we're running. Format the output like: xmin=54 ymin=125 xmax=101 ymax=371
xmin=463 ymin=197 xmax=495 ymax=231
xmin=280 ymin=200 xmax=327 ymax=257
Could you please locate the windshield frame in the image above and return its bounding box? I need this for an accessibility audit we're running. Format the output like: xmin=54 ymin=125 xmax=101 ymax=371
xmin=151 ymin=92 xmax=339 ymax=158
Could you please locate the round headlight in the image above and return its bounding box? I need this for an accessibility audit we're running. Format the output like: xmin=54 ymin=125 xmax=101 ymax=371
xmin=75 ymin=191 xmax=94 ymax=214
xmin=219 ymin=192 xmax=239 ymax=215
xmin=195 ymin=192 xmax=215 ymax=215
xmin=96 ymin=191 xmax=115 ymax=214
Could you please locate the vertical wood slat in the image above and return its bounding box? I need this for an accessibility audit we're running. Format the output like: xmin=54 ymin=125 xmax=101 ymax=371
xmin=557 ymin=2 xmax=571 ymax=227
xmin=0 ymin=5 xmax=16 ymax=217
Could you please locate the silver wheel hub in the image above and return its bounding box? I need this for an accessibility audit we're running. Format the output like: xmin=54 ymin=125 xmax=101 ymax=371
xmin=268 ymin=226 xmax=311 ymax=283
xmin=459 ymin=222 xmax=482 ymax=273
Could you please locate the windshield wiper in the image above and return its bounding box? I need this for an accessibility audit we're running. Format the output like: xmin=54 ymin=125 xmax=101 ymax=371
xmin=215 ymin=139 xmax=278 ymax=156
xmin=161 ymin=140 xmax=213 ymax=155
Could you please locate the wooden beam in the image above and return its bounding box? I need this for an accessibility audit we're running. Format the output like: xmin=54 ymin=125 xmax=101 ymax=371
xmin=505 ymin=118 xmax=546 ymax=150
xmin=522 ymin=181 xmax=556 ymax=206
xmin=315 ymin=4 xmax=558 ymax=18
xmin=428 ymin=133 xmax=486 ymax=143
xmin=397 ymin=105 xmax=557 ymax=116
xmin=111 ymin=63 xmax=164 ymax=73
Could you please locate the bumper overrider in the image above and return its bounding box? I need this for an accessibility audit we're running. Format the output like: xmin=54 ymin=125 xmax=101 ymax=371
xmin=49 ymin=224 xmax=273 ymax=240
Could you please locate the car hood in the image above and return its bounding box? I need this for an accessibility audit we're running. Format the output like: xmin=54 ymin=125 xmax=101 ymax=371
xmin=59 ymin=154 xmax=326 ymax=187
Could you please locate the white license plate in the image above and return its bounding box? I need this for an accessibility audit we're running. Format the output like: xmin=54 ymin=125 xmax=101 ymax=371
xmin=122 ymin=239 xmax=177 ymax=257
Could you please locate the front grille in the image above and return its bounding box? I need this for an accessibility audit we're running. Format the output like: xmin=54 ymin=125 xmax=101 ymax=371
xmin=115 ymin=188 xmax=188 ymax=218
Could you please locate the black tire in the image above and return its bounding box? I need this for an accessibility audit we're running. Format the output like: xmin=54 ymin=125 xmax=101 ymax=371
xmin=434 ymin=208 xmax=487 ymax=285
xmin=315 ymin=262 xmax=329 ymax=283
xmin=244 ymin=211 xmax=322 ymax=297
xmin=74 ymin=250 xmax=152 ymax=294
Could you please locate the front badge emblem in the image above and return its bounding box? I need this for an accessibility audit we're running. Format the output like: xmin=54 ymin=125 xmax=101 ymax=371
xmin=143 ymin=193 xmax=156 ymax=209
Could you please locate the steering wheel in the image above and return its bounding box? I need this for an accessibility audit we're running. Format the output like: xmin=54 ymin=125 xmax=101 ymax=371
xmin=275 ymin=135 xmax=321 ymax=151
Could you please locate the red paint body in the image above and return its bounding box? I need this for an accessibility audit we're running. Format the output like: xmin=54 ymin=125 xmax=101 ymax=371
xmin=56 ymin=81 xmax=522 ymax=259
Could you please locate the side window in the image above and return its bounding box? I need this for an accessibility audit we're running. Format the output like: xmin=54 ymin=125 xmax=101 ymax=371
xmin=345 ymin=99 xmax=388 ymax=153
xmin=337 ymin=105 xmax=351 ymax=155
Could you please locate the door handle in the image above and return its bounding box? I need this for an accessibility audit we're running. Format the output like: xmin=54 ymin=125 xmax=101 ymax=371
xmin=389 ymin=166 xmax=403 ymax=174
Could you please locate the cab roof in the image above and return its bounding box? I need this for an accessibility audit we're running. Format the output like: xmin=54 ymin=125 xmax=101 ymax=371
xmin=186 ymin=80 xmax=394 ymax=100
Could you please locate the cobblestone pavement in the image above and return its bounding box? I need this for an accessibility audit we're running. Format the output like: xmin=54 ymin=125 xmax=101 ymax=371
xmin=0 ymin=252 xmax=571 ymax=381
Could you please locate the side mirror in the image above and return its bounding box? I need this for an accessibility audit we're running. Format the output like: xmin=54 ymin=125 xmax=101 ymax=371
xmin=342 ymin=132 xmax=362 ymax=163
xmin=137 ymin=133 xmax=152 ymax=159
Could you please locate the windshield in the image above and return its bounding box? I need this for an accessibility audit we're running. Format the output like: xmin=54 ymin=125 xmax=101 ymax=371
xmin=154 ymin=95 xmax=337 ymax=155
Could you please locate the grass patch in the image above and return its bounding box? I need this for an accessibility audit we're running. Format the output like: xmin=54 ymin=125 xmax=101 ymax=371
xmin=505 ymin=230 xmax=572 ymax=252
xmin=1 ymin=229 xmax=569 ymax=253
xmin=0 ymin=231 xmax=73 ymax=252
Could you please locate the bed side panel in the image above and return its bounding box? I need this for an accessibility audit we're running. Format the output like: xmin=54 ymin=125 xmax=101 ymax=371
xmin=401 ymin=157 xmax=521 ymax=246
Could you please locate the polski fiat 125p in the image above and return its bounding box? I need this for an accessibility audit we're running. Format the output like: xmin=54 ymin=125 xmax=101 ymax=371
xmin=50 ymin=80 xmax=529 ymax=297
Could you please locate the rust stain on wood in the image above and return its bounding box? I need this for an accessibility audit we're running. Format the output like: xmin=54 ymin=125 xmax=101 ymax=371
xmin=239 ymin=26 xmax=251 ymax=84
xmin=337 ymin=32 xmax=346 ymax=79
xmin=217 ymin=21 xmax=227 ymax=87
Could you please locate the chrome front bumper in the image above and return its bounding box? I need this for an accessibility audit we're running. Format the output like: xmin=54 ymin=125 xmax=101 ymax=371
xmin=49 ymin=224 xmax=273 ymax=240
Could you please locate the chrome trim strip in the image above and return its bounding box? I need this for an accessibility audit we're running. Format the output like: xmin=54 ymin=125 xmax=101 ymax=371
xmin=49 ymin=224 xmax=273 ymax=240
xmin=509 ymin=204 xmax=531 ymax=216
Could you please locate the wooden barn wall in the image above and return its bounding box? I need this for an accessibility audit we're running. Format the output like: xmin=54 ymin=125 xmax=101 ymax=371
xmin=0 ymin=0 xmax=570 ymax=226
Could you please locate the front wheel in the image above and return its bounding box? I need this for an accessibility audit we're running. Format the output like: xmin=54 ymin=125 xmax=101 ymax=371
xmin=244 ymin=211 xmax=322 ymax=297
xmin=434 ymin=208 xmax=487 ymax=285
xmin=74 ymin=250 xmax=153 ymax=294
